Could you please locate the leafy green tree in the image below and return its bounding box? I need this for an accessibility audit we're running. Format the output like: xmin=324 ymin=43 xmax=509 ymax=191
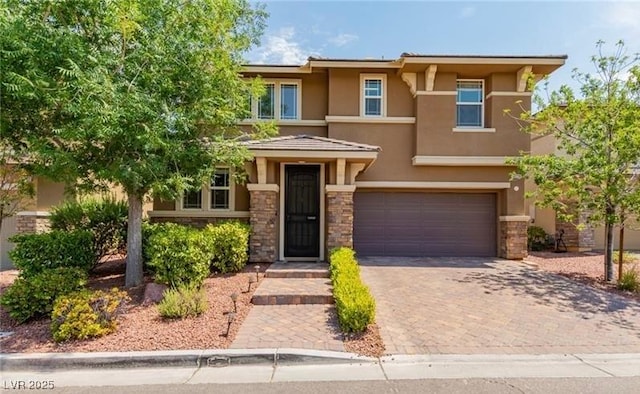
xmin=509 ymin=41 xmax=640 ymax=282
xmin=1 ymin=0 xmax=271 ymax=286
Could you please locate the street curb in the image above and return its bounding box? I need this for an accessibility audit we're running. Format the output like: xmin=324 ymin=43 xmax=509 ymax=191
xmin=0 ymin=348 xmax=377 ymax=371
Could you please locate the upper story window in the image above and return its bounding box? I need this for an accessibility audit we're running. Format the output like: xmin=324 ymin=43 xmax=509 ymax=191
xmin=360 ymin=74 xmax=387 ymax=117
xmin=181 ymin=168 xmax=233 ymax=210
xmin=250 ymin=80 xmax=301 ymax=121
xmin=456 ymin=80 xmax=484 ymax=127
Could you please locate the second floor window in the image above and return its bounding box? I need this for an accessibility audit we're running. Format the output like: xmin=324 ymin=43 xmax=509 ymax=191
xmin=360 ymin=74 xmax=386 ymax=117
xmin=456 ymin=80 xmax=483 ymax=127
xmin=252 ymin=80 xmax=301 ymax=121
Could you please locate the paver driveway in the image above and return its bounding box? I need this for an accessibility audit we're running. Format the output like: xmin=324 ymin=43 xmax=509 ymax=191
xmin=359 ymin=257 xmax=640 ymax=355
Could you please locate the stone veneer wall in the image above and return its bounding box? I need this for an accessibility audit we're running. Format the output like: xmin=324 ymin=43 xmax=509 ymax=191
xmin=499 ymin=219 xmax=528 ymax=259
xmin=326 ymin=191 xmax=354 ymax=251
xmin=248 ymin=189 xmax=277 ymax=262
xmin=16 ymin=212 xmax=50 ymax=234
xmin=556 ymin=211 xmax=595 ymax=251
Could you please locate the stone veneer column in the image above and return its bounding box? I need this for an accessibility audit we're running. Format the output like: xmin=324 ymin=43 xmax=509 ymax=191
xmin=326 ymin=185 xmax=355 ymax=251
xmin=247 ymin=184 xmax=278 ymax=263
xmin=556 ymin=210 xmax=595 ymax=252
xmin=499 ymin=215 xmax=529 ymax=259
xmin=15 ymin=211 xmax=51 ymax=234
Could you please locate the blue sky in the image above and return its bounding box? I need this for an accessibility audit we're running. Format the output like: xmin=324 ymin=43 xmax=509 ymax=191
xmin=247 ymin=1 xmax=640 ymax=92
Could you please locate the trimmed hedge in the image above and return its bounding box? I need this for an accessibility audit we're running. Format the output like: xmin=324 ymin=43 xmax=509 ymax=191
xmin=50 ymin=197 xmax=128 ymax=263
xmin=145 ymin=223 xmax=211 ymax=288
xmin=329 ymin=247 xmax=376 ymax=333
xmin=0 ymin=268 xmax=87 ymax=323
xmin=9 ymin=230 xmax=95 ymax=278
xmin=205 ymin=222 xmax=249 ymax=274
xmin=51 ymin=288 xmax=129 ymax=342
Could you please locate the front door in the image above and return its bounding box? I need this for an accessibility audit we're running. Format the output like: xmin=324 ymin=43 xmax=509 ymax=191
xmin=284 ymin=165 xmax=320 ymax=258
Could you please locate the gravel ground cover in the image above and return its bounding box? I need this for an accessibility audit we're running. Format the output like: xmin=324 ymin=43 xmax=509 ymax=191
xmin=526 ymin=251 xmax=640 ymax=301
xmin=0 ymin=258 xmax=264 ymax=353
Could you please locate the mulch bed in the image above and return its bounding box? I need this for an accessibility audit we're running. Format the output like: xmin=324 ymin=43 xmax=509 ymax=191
xmin=527 ymin=251 xmax=640 ymax=301
xmin=343 ymin=323 xmax=385 ymax=357
xmin=0 ymin=257 xmax=266 ymax=353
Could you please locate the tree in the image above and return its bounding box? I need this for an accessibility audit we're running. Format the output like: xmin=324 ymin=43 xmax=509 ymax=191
xmin=510 ymin=41 xmax=640 ymax=282
xmin=0 ymin=146 xmax=34 ymax=233
xmin=1 ymin=0 xmax=271 ymax=286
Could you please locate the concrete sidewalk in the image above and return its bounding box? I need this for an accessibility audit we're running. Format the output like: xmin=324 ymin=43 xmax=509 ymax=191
xmin=2 ymin=352 xmax=639 ymax=387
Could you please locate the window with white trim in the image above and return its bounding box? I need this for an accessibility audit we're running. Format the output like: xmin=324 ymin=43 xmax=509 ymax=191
xmin=250 ymin=80 xmax=301 ymax=121
xmin=360 ymin=74 xmax=386 ymax=117
xmin=210 ymin=168 xmax=230 ymax=209
xmin=456 ymin=80 xmax=484 ymax=127
xmin=181 ymin=168 xmax=233 ymax=210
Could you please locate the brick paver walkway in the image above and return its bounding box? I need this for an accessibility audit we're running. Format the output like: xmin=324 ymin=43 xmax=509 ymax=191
xmin=230 ymin=305 xmax=344 ymax=351
xmin=359 ymin=257 xmax=640 ymax=355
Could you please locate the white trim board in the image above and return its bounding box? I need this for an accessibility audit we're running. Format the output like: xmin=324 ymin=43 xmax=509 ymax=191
xmin=412 ymin=156 xmax=515 ymax=166
xmin=355 ymin=181 xmax=511 ymax=189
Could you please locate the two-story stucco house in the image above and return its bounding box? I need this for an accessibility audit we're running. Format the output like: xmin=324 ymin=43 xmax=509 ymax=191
xmin=149 ymin=53 xmax=567 ymax=262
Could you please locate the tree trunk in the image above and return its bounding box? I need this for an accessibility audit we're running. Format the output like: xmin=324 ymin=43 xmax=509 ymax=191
xmin=605 ymin=220 xmax=614 ymax=282
xmin=125 ymin=192 xmax=144 ymax=288
xmin=618 ymin=225 xmax=625 ymax=282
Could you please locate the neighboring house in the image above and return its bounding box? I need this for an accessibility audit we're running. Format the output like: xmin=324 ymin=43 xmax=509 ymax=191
xmin=526 ymin=134 xmax=640 ymax=251
xmin=150 ymin=53 xmax=566 ymax=262
xmin=1 ymin=177 xmax=70 ymax=270
xmin=1 ymin=178 xmax=152 ymax=270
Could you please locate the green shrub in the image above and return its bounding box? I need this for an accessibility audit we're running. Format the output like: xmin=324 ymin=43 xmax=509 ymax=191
xmin=142 ymin=221 xmax=162 ymax=265
xmin=204 ymin=222 xmax=249 ymax=274
xmin=9 ymin=230 xmax=95 ymax=278
xmin=527 ymin=226 xmax=549 ymax=251
xmin=618 ymin=267 xmax=640 ymax=292
xmin=329 ymin=247 xmax=376 ymax=333
xmin=0 ymin=268 xmax=87 ymax=323
xmin=51 ymin=288 xmax=129 ymax=342
xmin=146 ymin=223 xmax=211 ymax=288
xmin=613 ymin=251 xmax=639 ymax=265
xmin=50 ymin=197 xmax=128 ymax=262
xmin=157 ymin=285 xmax=208 ymax=319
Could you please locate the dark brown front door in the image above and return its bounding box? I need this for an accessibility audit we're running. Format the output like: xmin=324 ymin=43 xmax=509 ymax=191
xmin=285 ymin=165 xmax=320 ymax=258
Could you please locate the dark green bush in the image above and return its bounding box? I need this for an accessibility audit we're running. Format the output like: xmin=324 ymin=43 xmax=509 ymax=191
xmin=146 ymin=223 xmax=211 ymax=288
xmin=0 ymin=268 xmax=87 ymax=324
xmin=527 ymin=226 xmax=549 ymax=251
xmin=51 ymin=288 xmax=129 ymax=342
xmin=50 ymin=197 xmax=128 ymax=262
xmin=157 ymin=285 xmax=208 ymax=319
xmin=205 ymin=222 xmax=249 ymax=274
xmin=329 ymin=247 xmax=376 ymax=333
xmin=9 ymin=230 xmax=95 ymax=278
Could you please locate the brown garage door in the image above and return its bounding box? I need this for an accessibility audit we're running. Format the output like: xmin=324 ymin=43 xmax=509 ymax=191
xmin=354 ymin=192 xmax=497 ymax=257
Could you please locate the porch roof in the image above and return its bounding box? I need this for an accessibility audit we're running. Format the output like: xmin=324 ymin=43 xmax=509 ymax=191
xmin=243 ymin=135 xmax=381 ymax=153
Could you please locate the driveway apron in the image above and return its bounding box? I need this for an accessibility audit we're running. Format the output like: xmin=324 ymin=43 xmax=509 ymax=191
xmin=359 ymin=257 xmax=640 ymax=355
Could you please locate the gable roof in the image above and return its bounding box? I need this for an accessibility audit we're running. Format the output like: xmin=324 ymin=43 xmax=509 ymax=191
xmin=243 ymin=135 xmax=381 ymax=152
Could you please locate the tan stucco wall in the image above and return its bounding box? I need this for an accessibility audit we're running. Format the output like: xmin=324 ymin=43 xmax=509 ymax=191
xmin=35 ymin=177 xmax=69 ymax=211
xmin=594 ymin=224 xmax=640 ymax=250
xmin=328 ymin=69 xmax=414 ymax=117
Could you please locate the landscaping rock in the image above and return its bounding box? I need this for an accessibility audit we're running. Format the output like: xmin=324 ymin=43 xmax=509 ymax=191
xmin=143 ymin=283 xmax=168 ymax=305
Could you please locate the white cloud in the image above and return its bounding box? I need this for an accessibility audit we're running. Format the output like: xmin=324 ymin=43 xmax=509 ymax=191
xmin=459 ymin=6 xmax=476 ymax=19
xmin=605 ymin=2 xmax=640 ymax=39
xmin=329 ymin=33 xmax=358 ymax=47
xmin=254 ymin=27 xmax=310 ymax=65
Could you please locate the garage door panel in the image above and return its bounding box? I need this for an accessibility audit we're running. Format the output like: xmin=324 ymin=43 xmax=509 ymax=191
xmin=354 ymin=192 xmax=496 ymax=257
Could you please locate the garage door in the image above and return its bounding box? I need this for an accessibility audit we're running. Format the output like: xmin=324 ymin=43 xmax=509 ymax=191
xmin=354 ymin=192 xmax=496 ymax=257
